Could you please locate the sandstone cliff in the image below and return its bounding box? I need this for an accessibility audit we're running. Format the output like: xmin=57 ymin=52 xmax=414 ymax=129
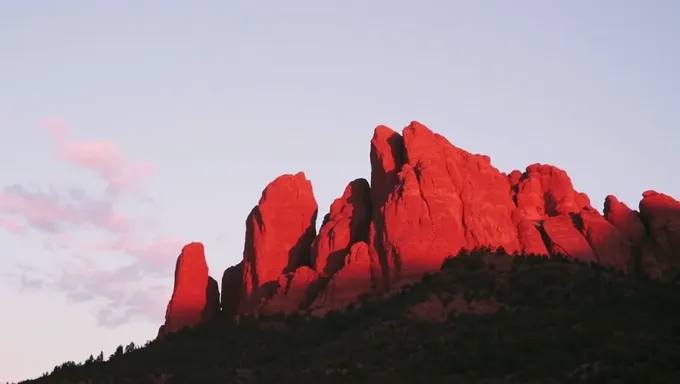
xmin=158 ymin=242 xmax=219 ymax=337
xmin=159 ymin=121 xmax=680 ymax=335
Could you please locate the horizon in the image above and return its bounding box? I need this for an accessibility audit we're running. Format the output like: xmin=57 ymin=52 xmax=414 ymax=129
xmin=1 ymin=1 xmax=679 ymax=382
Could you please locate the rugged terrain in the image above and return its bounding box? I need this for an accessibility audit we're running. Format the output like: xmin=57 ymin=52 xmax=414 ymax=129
xmin=21 ymin=251 xmax=680 ymax=383
xmin=159 ymin=121 xmax=680 ymax=338
xmin=16 ymin=121 xmax=680 ymax=383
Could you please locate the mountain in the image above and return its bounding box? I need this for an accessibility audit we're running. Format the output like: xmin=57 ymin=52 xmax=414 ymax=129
xmin=18 ymin=121 xmax=680 ymax=383
xmin=160 ymin=121 xmax=680 ymax=333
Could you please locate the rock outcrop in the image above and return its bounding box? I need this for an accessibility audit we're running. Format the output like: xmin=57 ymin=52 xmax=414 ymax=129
xmin=578 ymin=208 xmax=631 ymax=269
xmin=604 ymin=195 xmax=646 ymax=245
xmin=510 ymin=163 xmax=633 ymax=271
xmin=311 ymin=178 xmax=371 ymax=276
xmin=309 ymin=241 xmax=374 ymax=315
xmin=368 ymin=126 xmax=406 ymax=289
xmin=239 ymin=172 xmax=319 ymax=316
xmin=159 ymin=242 xmax=219 ymax=337
xmin=159 ymin=120 xmax=679 ymax=335
xmin=262 ymin=266 xmax=318 ymax=316
xmin=376 ymin=122 xmax=522 ymax=286
xmin=638 ymin=190 xmax=680 ymax=280
xmin=220 ymin=262 xmax=243 ymax=319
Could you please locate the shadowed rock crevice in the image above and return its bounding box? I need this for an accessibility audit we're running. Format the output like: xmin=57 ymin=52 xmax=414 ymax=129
xmin=285 ymin=212 xmax=318 ymax=273
xmin=569 ymin=212 xmax=585 ymax=232
xmin=368 ymin=127 xmax=405 ymax=291
xmin=220 ymin=262 xmax=243 ymax=319
xmin=310 ymin=178 xmax=371 ymax=274
xmin=535 ymin=221 xmax=553 ymax=254
xmin=201 ymin=277 xmax=220 ymax=321
xmin=302 ymin=178 xmax=373 ymax=310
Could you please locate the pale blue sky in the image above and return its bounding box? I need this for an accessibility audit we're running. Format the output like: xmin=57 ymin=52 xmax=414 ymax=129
xmin=1 ymin=1 xmax=678 ymax=381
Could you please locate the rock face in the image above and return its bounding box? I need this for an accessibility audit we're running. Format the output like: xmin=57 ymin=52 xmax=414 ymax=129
xmin=578 ymin=208 xmax=631 ymax=269
xmin=309 ymin=241 xmax=374 ymax=315
xmin=366 ymin=122 xmax=633 ymax=287
xmin=159 ymin=120 xmax=680 ymax=333
xmin=376 ymin=122 xmax=522 ymax=286
xmin=368 ymin=126 xmax=406 ymax=289
xmin=514 ymin=164 xmax=585 ymax=218
xmin=638 ymin=190 xmax=680 ymax=280
xmin=604 ymin=195 xmax=646 ymax=245
xmin=262 ymin=266 xmax=318 ymax=316
xmin=311 ymin=178 xmax=372 ymax=276
xmin=541 ymin=215 xmax=597 ymax=262
xmin=220 ymin=262 xmax=243 ymax=319
xmin=239 ymin=172 xmax=319 ymax=315
xmin=203 ymin=277 xmax=221 ymax=320
xmin=160 ymin=242 xmax=219 ymax=337
xmin=510 ymin=163 xmax=634 ymax=271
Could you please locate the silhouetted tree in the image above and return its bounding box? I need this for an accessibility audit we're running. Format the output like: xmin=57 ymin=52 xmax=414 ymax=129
xmin=125 ymin=342 xmax=136 ymax=354
xmin=109 ymin=345 xmax=124 ymax=360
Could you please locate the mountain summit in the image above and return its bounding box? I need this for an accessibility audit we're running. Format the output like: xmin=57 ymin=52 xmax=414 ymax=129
xmin=159 ymin=121 xmax=680 ymax=336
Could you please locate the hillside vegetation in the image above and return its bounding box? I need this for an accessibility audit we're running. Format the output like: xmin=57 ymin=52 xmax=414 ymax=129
xmin=20 ymin=249 xmax=680 ymax=384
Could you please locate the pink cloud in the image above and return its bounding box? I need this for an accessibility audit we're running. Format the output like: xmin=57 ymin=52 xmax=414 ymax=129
xmin=0 ymin=216 xmax=25 ymax=234
xmin=0 ymin=119 xmax=155 ymax=235
xmin=39 ymin=259 xmax=170 ymax=326
xmin=0 ymin=185 xmax=131 ymax=234
xmin=13 ymin=232 xmax=183 ymax=326
xmin=36 ymin=118 xmax=156 ymax=193
xmin=3 ymin=118 xmax=181 ymax=328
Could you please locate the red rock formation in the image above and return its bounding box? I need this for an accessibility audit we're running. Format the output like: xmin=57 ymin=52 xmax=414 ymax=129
xmin=575 ymin=192 xmax=592 ymax=210
xmin=578 ymin=208 xmax=631 ymax=270
xmin=604 ymin=195 xmax=646 ymax=245
xmin=159 ymin=121 xmax=680 ymax=331
xmin=515 ymin=164 xmax=583 ymax=217
xmin=239 ymin=172 xmax=318 ymax=314
xmin=508 ymin=169 xmax=522 ymax=188
xmin=203 ymin=277 xmax=221 ymax=320
xmin=310 ymin=242 xmax=374 ymax=316
xmin=375 ymin=122 xmax=521 ymax=285
xmin=220 ymin=262 xmax=243 ymax=319
xmin=160 ymin=242 xmax=218 ymax=336
xmin=311 ymin=178 xmax=371 ymax=275
xmin=368 ymin=126 xmax=405 ymax=289
xmin=257 ymin=266 xmax=318 ymax=316
xmin=510 ymin=163 xmax=629 ymax=268
xmin=639 ymin=190 xmax=680 ymax=280
xmin=541 ymin=215 xmax=597 ymax=262
xmin=516 ymin=218 xmax=550 ymax=255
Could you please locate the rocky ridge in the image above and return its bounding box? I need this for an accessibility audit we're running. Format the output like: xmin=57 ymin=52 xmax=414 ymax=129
xmin=158 ymin=121 xmax=680 ymax=336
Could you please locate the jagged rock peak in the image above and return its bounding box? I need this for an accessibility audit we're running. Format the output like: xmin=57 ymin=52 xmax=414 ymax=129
xmin=239 ymin=172 xmax=319 ymax=315
xmin=311 ymin=178 xmax=371 ymax=276
xmin=160 ymin=121 xmax=680 ymax=336
xmin=159 ymin=242 xmax=219 ymax=337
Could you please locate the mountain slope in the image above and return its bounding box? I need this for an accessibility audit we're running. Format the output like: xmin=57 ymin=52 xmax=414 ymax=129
xmin=22 ymin=249 xmax=680 ymax=384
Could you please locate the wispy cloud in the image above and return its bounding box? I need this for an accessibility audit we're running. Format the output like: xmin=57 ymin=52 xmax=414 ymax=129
xmin=48 ymin=234 xmax=184 ymax=276
xmin=8 ymin=252 xmax=172 ymax=327
xmin=37 ymin=118 xmax=156 ymax=195
xmin=53 ymin=249 xmax=174 ymax=327
xmin=3 ymin=118 xmax=181 ymax=327
xmin=0 ymin=185 xmax=130 ymax=234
